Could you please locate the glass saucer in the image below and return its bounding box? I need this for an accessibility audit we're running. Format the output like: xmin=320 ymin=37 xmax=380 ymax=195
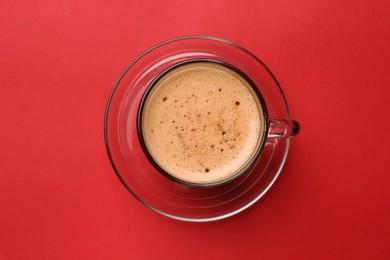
xmin=104 ymin=36 xmax=291 ymax=222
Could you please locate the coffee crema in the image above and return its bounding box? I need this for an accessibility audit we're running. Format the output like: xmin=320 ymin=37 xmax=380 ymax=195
xmin=140 ymin=61 xmax=265 ymax=185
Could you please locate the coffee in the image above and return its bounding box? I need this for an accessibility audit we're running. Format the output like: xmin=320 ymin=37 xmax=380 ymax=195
xmin=140 ymin=61 xmax=265 ymax=185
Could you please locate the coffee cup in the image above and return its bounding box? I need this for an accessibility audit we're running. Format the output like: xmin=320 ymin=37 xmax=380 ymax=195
xmin=137 ymin=59 xmax=299 ymax=187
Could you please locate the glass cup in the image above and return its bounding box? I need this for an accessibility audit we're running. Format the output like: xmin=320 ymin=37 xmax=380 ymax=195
xmin=105 ymin=36 xmax=300 ymax=222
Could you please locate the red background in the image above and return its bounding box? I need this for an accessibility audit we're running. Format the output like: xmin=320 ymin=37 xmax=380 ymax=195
xmin=1 ymin=1 xmax=389 ymax=259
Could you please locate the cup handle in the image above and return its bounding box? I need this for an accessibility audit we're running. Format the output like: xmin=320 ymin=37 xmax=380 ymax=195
xmin=268 ymin=119 xmax=300 ymax=138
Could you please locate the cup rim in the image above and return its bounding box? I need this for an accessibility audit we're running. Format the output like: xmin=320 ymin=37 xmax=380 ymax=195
xmin=137 ymin=59 xmax=269 ymax=188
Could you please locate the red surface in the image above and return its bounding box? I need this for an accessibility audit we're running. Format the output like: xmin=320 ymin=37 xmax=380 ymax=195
xmin=1 ymin=1 xmax=389 ymax=259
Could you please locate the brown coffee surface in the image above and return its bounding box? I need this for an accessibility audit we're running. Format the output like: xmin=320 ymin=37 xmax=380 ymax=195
xmin=141 ymin=62 xmax=264 ymax=185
